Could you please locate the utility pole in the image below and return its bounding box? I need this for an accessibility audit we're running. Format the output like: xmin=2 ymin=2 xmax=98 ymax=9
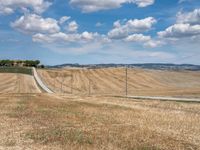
xmin=60 ymin=73 xmax=62 ymax=94
xmin=61 ymin=73 xmax=65 ymax=94
xmin=125 ymin=66 xmax=128 ymax=97
xmin=18 ymin=74 xmax=20 ymax=94
xmin=61 ymin=74 xmax=63 ymax=94
xmin=54 ymin=77 xmax=56 ymax=91
xmin=71 ymin=70 xmax=73 ymax=94
xmin=88 ymin=69 xmax=91 ymax=96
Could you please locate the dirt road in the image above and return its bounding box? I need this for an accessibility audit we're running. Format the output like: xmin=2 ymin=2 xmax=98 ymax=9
xmin=32 ymin=67 xmax=53 ymax=93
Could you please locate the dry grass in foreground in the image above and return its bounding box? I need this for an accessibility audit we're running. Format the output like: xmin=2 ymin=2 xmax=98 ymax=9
xmin=0 ymin=93 xmax=199 ymax=150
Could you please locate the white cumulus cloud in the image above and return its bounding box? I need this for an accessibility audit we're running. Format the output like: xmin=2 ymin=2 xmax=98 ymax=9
xmin=33 ymin=32 xmax=79 ymax=43
xmin=33 ymin=31 xmax=99 ymax=43
xmin=11 ymin=14 xmax=60 ymax=34
xmin=177 ymin=9 xmax=200 ymax=25
xmin=125 ymin=34 xmax=151 ymax=42
xmin=108 ymin=17 xmax=156 ymax=39
xmin=69 ymin=0 xmax=155 ymax=13
xmin=65 ymin=21 xmax=78 ymax=33
xmin=158 ymin=8 xmax=200 ymax=40
xmin=158 ymin=23 xmax=200 ymax=38
xmin=0 ymin=0 xmax=51 ymax=15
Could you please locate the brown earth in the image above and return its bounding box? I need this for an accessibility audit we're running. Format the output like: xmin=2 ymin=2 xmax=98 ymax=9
xmin=38 ymin=68 xmax=200 ymax=97
xmin=0 ymin=73 xmax=41 ymax=93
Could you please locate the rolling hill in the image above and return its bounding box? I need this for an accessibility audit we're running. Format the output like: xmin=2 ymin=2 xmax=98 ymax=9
xmin=38 ymin=68 xmax=200 ymax=97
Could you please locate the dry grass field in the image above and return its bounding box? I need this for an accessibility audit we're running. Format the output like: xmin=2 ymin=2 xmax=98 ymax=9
xmin=38 ymin=68 xmax=200 ymax=98
xmin=0 ymin=93 xmax=199 ymax=150
xmin=0 ymin=69 xmax=200 ymax=149
xmin=0 ymin=73 xmax=41 ymax=93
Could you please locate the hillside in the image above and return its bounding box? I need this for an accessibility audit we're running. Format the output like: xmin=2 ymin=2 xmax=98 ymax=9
xmin=38 ymin=68 xmax=200 ymax=97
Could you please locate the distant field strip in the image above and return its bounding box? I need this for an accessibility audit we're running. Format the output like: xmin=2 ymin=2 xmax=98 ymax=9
xmin=0 ymin=67 xmax=32 ymax=75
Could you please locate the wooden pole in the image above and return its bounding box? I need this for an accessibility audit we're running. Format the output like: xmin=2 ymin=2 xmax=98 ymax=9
xmin=18 ymin=74 xmax=20 ymax=93
xmin=71 ymin=70 xmax=73 ymax=94
xmin=54 ymin=77 xmax=56 ymax=91
xmin=125 ymin=67 xmax=128 ymax=97
xmin=60 ymin=73 xmax=62 ymax=94
xmin=88 ymin=69 xmax=91 ymax=96
xmin=61 ymin=74 xmax=64 ymax=94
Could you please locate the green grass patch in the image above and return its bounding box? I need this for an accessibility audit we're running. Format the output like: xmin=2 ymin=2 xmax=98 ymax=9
xmin=0 ymin=67 xmax=32 ymax=75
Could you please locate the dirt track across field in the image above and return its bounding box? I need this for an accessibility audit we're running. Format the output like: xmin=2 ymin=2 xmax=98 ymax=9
xmin=33 ymin=67 xmax=53 ymax=93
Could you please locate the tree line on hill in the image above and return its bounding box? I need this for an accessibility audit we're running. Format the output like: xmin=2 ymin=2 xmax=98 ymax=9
xmin=0 ymin=60 xmax=42 ymax=67
xmin=51 ymin=63 xmax=200 ymax=71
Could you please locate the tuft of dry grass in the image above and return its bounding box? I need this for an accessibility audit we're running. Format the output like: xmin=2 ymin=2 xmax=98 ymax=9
xmin=4 ymin=139 xmax=16 ymax=147
xmin=26 ymin=127 xmax=93 ymax=145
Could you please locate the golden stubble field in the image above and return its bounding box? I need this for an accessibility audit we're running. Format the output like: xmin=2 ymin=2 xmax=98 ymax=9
xmin=0 ymin=73 xmax=41 ymax=93
xmin=0 ymin=69 xmax=200 ymax=149
xmin=38 ymin=68 xmax=200 ymax=98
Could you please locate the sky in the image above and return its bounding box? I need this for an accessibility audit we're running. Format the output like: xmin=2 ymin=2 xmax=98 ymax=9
xmin=0 ymin=0 xmax=200 ymax=65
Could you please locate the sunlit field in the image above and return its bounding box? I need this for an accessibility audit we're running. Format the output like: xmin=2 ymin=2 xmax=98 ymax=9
xmin=0 ymin=68 xmax=200 ymax=149
xmin=0 ymin=93 xmax=199 ymax=149
xmin=38 ymin=68 xmax=200 ymax=98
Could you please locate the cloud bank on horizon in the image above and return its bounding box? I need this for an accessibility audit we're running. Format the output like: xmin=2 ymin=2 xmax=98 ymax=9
xmin=0 ymin=0 xmax=200 ymax=65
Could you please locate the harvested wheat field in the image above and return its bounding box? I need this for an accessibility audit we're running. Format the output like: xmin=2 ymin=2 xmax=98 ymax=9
xmin=0 ymin=69 xmax=200 ymax=149
xmin=38 ymin=68 xmax=200 ymax=97
xmin=0 ymin=93 xmax=200 ymax=150
xmin=0 ymin=73 xmax=41 ymax=93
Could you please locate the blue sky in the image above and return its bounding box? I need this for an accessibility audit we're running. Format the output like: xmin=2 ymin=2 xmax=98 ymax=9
xmin=0 ymin=0 xmax=200 ymax=65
